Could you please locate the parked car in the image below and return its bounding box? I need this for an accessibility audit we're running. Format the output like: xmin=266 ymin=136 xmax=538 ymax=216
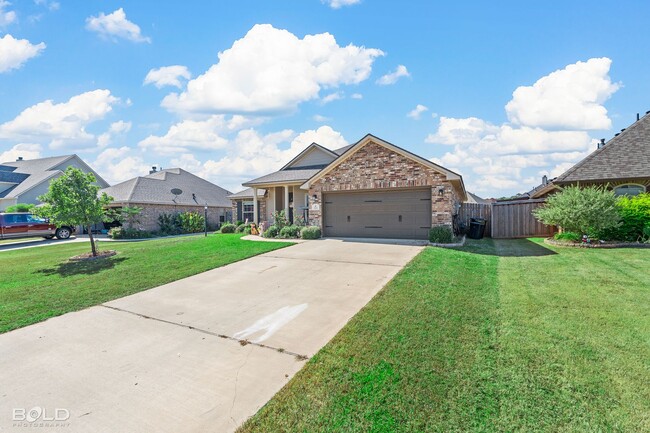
xmin=0 ymin=213 xmax=74 ymax=240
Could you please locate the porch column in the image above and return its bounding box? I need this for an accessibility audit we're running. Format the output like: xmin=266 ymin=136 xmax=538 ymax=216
xmin=252 ymin=187 xmax=259 ymax=224
xmin=284 ymin=185 xmax=290 ymax=217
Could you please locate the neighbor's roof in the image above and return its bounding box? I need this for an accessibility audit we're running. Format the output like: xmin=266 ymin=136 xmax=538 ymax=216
xmin=101 ymin=168 xmax=232 ymax=207
xmin=465 ymin=192 xmax=491 ymax=204
xmin=556 ymin=113 xmax=650 ymax=183
xmin=242 ymin=168 xmax=323 ymax=187
xmin=227 ymin=188 xmax=266 ymax=199
xmin=0 ymin=154 xmax=108 ymax=199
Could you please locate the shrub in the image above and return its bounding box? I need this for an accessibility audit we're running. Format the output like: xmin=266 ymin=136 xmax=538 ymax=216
xmin=533 ymin=185 xmax=620 ymax=237
xmin=294 ymin=215 xmax=306 ymax=227
xmin=235 ymin=223 xmax=250 ymax=233
xmin=300 ymin=226 xmax=321 ymax=239
xmin=604 ymin=193 xmax=650 ymax=241
xmin=219 ymin=223 xmax=236 ymax=233
xmin=157 ymin=213 xmax=182 ymax=236
xmin=262 ymin=225 xmax=280 ymax=238
xmin=243 ymin=226 xmax=252 ymax=235
xmin=108 ymin=227 xmax=153 ymax=239
xmin=5 ymin=203 xmax=35 ymax=212
xmin=553 ymin=231 xmax=582 ymax=242
xmin=178 ymin=211 xmax=205 ymax=233
xmin=429 ymin=225 xmax=454 ymax=243
xmin=278 ymin=225 xmax=301 ymax=238
xmin=272 ymin=210 xmax=290 ymax=229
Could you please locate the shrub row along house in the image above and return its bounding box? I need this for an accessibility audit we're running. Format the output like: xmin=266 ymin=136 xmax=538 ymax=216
xmin=229 ymin=134 xmax=467 ymax=240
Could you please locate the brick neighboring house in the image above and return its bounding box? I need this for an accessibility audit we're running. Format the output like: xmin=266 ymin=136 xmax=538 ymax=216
xmin=229 ymin=134 xmax=467 ymax=240
xmin=530 ymin=112 xmax=650 ymax=199
xmin=101 ymin=168 xmax=231 ymax=231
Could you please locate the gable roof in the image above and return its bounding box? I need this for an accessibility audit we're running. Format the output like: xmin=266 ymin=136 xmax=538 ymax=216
xmin=0 ymin=154 xmax=108 ymax=199
xmin=301 ymin=133 xmax=466 ymax=198
xmin=227 ymin=188 xmax=266 ymax=199
xmin=279 ymin=142 xmax=339 ymax=171
xmin=556 ymin=113 xmax=650 ymax=183
xmin=242 ymin=168 xmax=323 ymax=187
xmin=101 ymin=168 xmax=232 ymax=207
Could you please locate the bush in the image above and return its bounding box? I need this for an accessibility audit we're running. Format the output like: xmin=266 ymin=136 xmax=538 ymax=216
xmin=533 ymin=185 xmax=620 ymax=237
xmin=262 ymin=225 xmax=280 ymax=238
xmin=279 ymin=225 xmax=301 ymax=238
xmin=5 ymin=203 xmax=35 ymax=212
xmin=158 ymin=213 xmax=182 ymax=236
xmin=243 ymin=226 xmax=252 ymax=235
xmin=178 ymin=211 xmax=205 ymax=233
xmin=429 ymin=225 xmax=454 ymax=243
xmin=553 ymin=231 xmax=582 ymax=242
xmin=603 ymin=193 xmax=650 ymax=241
xmin=236 ymin=223 xmax=250 ymax=233
xmin=108 ymin=227 xmax=153 ymax=239
xmin=272 ymin=210 xmax=290 ymax=229
xmin=300 ymin=226 xmax=321 ymax=239
xmin=219 ymin=223 xmax=236 ymax=233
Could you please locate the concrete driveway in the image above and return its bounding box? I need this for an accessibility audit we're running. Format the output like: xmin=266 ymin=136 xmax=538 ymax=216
xmin=0 ymin=239 xmax=422 ymax=433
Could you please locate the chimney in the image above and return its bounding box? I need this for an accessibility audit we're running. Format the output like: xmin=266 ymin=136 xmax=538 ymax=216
xmin=16 ymin=156 xmax=23 ymax=161
xmin=597 ymin=138 xmax=606 ymax=149
xmin=149 ymin=165 xmax=157 ymax=174
xmin=542 ymin=175 xmax=548 ymax=185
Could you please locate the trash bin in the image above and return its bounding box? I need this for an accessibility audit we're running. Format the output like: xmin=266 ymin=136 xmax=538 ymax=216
xmin=468 ymin=218 xmax=487 ymax=239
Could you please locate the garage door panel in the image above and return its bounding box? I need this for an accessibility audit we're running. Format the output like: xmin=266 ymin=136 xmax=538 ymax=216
xmin=323 ymin=189 xmax=431 ymax=239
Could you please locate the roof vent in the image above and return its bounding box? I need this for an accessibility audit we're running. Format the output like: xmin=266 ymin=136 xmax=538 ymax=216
xmin=149 ymin=165 xmax=157 ymax=174
xmin=621 ymin=128 xmax=626 ymax=132
xmin=615 ymin=133 xmax=620 ymax=137
xmin=542 ymin=175 xmax=548 ymax=185
xmin=16 ymin=156 xmax=23 ymax=161
xmin=637 ymin=113 xmax=641 ymax=121
xmin=646 ymin=110 xmax=650 ymax=115
xmin=597 ymin=138 xmax=606 ymax=149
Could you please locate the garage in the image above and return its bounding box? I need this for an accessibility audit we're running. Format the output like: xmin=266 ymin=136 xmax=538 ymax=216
xmin=322 ymin=189 xmax=432 ymax=239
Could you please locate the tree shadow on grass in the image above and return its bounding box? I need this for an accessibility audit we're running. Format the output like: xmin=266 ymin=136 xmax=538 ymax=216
xmin=35 ymin=256 xmax=129 ymax=277
xmin=459 ymin=238 xmax=557 ymax=257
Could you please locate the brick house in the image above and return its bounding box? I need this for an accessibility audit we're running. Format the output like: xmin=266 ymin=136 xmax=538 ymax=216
xmin=101 ymin=168 xmax=231 ymax=231
xmin=229 ymin=134 xmax=467 ymax=240
xmin=530 ymin=112 xmax=650 ymax=199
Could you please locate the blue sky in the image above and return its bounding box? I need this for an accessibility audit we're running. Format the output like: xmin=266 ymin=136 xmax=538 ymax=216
xmin=0 ymin=0 xmax=648 ymax=196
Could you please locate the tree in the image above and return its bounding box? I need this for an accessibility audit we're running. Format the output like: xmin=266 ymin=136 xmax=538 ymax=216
xmin=119 ymin=206 xmax=143 ymax=230
xmin=533 ymin=185 xmax=620 ymax=237
xmin=36 ymin=167 xmax=113 ymax=257
xmin=5 ymin=203 xmax=36 ymax=212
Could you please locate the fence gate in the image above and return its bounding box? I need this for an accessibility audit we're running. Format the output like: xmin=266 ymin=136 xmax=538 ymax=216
xmin=458 ymin=203 xmax=492 ymax=237
xmin=490 ymin=199 xmax=555 ymax=239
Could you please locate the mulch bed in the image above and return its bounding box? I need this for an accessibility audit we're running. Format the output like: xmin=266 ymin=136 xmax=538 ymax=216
xmin=69 ymin=250 xmax=117 ymax=261
xmin=545 ymin=238 xmax=650 ymax=249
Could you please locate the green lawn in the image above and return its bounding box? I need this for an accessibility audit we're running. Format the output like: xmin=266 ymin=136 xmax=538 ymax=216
xmin=239 ymin=238 xmax=650 ymax=433
xmin=0 ymin=234 xmax=292 ymax=333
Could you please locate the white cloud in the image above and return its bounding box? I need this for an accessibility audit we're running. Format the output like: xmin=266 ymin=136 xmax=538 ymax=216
xmin=0 ymin=89 xmax=119 ymax=149
xmin=34 ymin=0 xmax=59 ymax=11
xmin=376 ymin=65 xmax=409 ymax=85
xmin=322 ymin=0 xmax=361 ymax=9
xmin=92 ymin=146 xmax=150 ymax=185
xmin=85 ymin=8 xmax=151 ymax=43
xmin=313 ymin=114 xmax=331 ymax=122
xmin=0 ymin=0 xmax=16 ymax=27
xmin=144 ymin=65 xmax=191 ymax=89
xmin=0 ymin=143 xmax=41 ymax=163
xmin=161 ymin=24 xmax=383 ymax=114
xmin=321 ymin=91 xmax=343 ymax=104
xmin=407 ymin=104 xmax=428 ymax=120
xmin=0 ymin=34 xmax=46 ymax=73
xmin=505 ymin=57 xmax=619 ymax=130
xmin=351 ymin=93 xmax=363 ymax=99
xmin=97 ymin=120 xmax=132 ymax=148
xmin=426 ymin=58 xmax=619 ymax=196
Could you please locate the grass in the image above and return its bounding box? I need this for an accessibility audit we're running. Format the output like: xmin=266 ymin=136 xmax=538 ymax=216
xmin=239 ymin=238 xmax=650 ymax=433
xmin=0 ymin=234 xmax=292 ymax=333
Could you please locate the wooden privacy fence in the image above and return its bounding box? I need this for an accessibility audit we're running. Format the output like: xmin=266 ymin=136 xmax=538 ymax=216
xmin=459 ymin=199 xmax=556 ymax=239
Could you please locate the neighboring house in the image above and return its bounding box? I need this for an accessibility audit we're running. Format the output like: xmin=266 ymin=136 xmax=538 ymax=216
xmin=530 ymin=113 xmax=650 ymax=199
xmin=0 ymin=154 xmax=109 ymax=211
xmin=101 ymin=168 xmax=232 ymax=231
xmin=229 ymin=134 xmax=467 ymax=240
xmin=465 ymin=191 xmax=493 ymax=204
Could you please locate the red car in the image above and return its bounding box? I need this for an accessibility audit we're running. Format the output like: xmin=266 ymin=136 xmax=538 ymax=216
xmin=0 ymin=212 xmax=73 ymax=240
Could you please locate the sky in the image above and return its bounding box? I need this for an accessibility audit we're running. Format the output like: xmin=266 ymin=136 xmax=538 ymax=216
xmin=0 ymin=0 xmax=649 ymax=197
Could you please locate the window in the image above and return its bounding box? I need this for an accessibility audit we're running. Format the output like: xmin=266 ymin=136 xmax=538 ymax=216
xmin=27 ymin=214 xmax=46 ymax=223
xmin=243 ymin=201 xmax=255 ymax=222
xmin=613 ymin=184 xmax=646 ymax=197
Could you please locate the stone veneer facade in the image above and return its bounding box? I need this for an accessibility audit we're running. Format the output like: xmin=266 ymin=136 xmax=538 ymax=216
xmin=119 ymin=204 xmax=228 ymax=231
xmin=307 ymin=140 xmax=462 ymax=229
xmin=230 ymin=195 xmax=267 ymax=224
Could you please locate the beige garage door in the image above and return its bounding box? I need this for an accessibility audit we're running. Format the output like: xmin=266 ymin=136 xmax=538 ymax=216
xmin=323 ymin=189 xmax=432 ymax=239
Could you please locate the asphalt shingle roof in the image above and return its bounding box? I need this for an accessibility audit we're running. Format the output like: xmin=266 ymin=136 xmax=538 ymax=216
xmin=101 ymin=168 xmax=232 ymax=208
xmin=556 ymin=113 xmax=650 ymax=182
xmin=227 ymin=188 xmax=266 ymax=199
xmin=243 ymin=168 xmax=322 ymax=186
xmin=0 ymin=155 xmax=79 ymax=199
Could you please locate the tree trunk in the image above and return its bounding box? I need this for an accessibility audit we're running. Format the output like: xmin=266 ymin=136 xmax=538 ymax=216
xmin=87 ymin=225 xmax=97 ymax=257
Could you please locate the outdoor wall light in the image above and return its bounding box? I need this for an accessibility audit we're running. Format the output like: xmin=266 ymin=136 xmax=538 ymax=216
xmin=438 ymin=187 xmax=445 ymax=196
